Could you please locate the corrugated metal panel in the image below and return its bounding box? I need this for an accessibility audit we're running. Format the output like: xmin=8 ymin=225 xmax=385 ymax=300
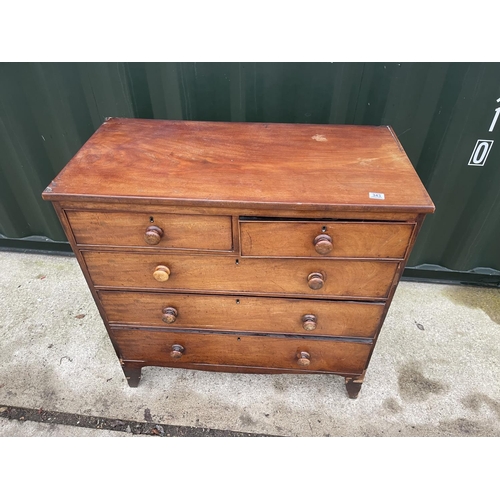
xmin=1 ymin=63 xmax=500 ymax=278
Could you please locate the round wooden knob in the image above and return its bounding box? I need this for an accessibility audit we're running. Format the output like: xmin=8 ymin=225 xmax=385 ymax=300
xmin=170 ymin=344 xmax=185 ymax=359
xmin=307 ymin=272 xmax=325 ymax=290
xmin=302 ymin=314 xmax=317 ymax=331
xmin=153 ymin=265 xmax=171 ymax=282
xmin=144 ymin=225 xmax=164 ymax=245
xmin=297 ymin=351 xmax=311 ymax=366
xmin=314 ymin=234 xmax=333 ymax=255
xmin=162 ymin=307 xmax=178 ymax=324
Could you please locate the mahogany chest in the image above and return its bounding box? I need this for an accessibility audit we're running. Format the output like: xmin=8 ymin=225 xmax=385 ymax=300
xmin=42 ymin=118 xmax=434 ymax=398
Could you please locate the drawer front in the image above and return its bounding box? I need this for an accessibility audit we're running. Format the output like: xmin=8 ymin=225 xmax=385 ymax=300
xmin=99 ymin=291 xmax=384 ymax=338
xmin=84 ymin=252 xmax=399 ymax=299
xmin=240 ymin=221 xmax=414 ymax=258
xmin=66 ymin=210 xmax=233 ymax=251
xmin=112 ymin=329 xmax=372 ymax=375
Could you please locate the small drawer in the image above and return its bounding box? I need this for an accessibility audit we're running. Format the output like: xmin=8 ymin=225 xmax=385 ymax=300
xmin=66 ymin=210 xmax=233 ymax=251
xmin=99 ymin=291 xmax=384 ymax=338
xmin=84 ymin=252 xmax=399 ymax=299
xmin=240 ymin=221 xmax=414 ymax=258
xmin=111 ymin=329 xmax=372 ymax=375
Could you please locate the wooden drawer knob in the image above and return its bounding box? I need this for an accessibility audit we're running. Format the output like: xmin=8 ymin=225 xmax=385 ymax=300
xmin=297 ymin=351 xmax=311 ymax=366
xmin=302 ymin=314 xmax=317 ymax=331
xmin=170 ymin=344 xmax=185 ymax=359
xmin=314 ymin=234 xmax=333 ymax=255
xmin=162 ymin=307 xmax=178 ymax=324
xmin=153 ymin=265 xmax=171 ymax=282
xmin=144 ymin=225 xmax=164 ymax=245
xmin=307 ymin=272 xmax=325 ymax=290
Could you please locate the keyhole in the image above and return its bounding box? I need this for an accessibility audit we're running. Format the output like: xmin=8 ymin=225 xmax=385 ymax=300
xmin=150 ymin=216 xmax=154 ymax=223
xmin=322 ymin=226 xmax=327 ymax=232
xmin=236 ymin=299 xmax=240 ymax=304
xmin=235 ymin=259 xmax=239 ymax=265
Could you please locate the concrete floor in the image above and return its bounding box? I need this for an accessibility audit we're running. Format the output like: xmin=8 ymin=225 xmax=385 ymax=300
xmin=0 ymin=250 xmax=499 ymax=437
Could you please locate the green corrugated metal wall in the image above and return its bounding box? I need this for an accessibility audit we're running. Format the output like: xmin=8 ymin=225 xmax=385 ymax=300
xmin=1 ymin=63 xmax=500 ymax=280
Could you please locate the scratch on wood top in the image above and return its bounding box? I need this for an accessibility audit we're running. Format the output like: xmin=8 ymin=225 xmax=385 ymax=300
xmin=312 ymin=134 xmax=327 ymax=142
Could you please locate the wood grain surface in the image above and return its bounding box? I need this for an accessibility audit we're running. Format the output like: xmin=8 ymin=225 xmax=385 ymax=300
xmin=98 ymin=291 xmax=384 ymax=337
xmin=84 ymin=251 xmax=399 ymax=299
xmin=58 ymin=201 xmax=420 ymax=221
xmin=111 ymin=329 xmax=372 ymax=374
xmin=66 ymin=210 xmax=232 ymax=250
xmin=42 ymin=119 xmax=435 ymax=213
xmin=240 ymin=221 xmax=414 ymax=258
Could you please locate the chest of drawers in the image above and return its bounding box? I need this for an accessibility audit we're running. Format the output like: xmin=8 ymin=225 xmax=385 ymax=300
xmin=42 ymin=118 xmax=434 ymax=399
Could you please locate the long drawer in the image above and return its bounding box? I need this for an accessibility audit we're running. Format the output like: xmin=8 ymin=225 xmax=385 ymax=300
xmin=66 ymin=210 xmax=233 ymax=250
xmin=240 ymin=221 xmax=414 ymax=258
xmin=84 ymin=252 xmax=399 ymax=299
xmin=111 ymin=329 xmax=372 ymax=375
xmin=99 ymin=291 xmax=384 ymax=337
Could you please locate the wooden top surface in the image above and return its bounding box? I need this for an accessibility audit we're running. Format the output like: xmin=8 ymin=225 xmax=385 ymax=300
xmin=42 ymin=118 xmax=434 ymax=213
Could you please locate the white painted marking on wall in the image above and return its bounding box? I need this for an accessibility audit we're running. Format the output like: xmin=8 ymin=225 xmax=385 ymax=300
xmin=488 ymin=97 xmax=500 ymax=132
xmin=468 ymin=140 xmax=494 ymax=166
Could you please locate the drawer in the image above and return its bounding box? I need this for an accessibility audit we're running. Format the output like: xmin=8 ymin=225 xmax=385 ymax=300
xmin=99 ymin=291 xmax=384 ymax=338
xmin=240 ymin=221 xmax=414 ymax=258
xmin=66 ymin=210 xmax=233 ymax=251
xmin=84 ymin=252 xmax=399 ymax=299
xmin=112 ymin=329 xmax=372 ymax=375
